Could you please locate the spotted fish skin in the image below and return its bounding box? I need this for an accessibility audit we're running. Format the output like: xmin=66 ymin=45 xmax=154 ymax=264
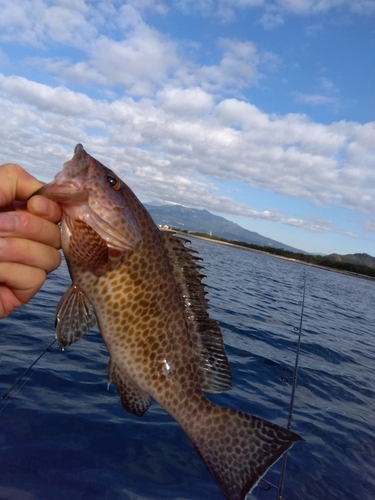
xmin=37 ymin=144 xmax=301 ymax=500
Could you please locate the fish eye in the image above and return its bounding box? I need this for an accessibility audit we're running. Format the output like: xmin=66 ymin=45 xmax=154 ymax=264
xmin=107 ymin=175 xmax=121 ymax=191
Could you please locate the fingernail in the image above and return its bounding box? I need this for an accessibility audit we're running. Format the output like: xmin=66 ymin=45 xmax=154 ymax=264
xmin=0 ymin=214 xmax=19 ymax=231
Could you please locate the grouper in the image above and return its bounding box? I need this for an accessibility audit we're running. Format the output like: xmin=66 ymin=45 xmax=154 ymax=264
xmin=36 ymin=144 xmax=301 ymax=500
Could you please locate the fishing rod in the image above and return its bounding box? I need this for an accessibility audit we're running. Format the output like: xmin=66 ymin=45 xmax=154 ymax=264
xmin=277 ymin=270 xmax=307 ymax=499
xmin=0 ymin=339 xmax=56 ymax=406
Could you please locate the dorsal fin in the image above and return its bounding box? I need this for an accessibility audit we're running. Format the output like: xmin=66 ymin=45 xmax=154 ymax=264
xmin=161 ymin=231 xmax=232 ymax=393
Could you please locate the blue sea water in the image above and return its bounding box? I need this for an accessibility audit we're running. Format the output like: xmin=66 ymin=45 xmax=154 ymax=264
xmin=1 ymin=237 xmax=375 ymax=500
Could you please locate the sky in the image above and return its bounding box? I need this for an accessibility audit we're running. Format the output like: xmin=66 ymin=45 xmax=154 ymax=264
xmin=0 ymin=0 xmax=374 ymax=255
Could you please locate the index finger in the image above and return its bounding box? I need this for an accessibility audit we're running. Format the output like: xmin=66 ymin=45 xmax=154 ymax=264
xmin=0 ymin=163 xmax=43 ymax=207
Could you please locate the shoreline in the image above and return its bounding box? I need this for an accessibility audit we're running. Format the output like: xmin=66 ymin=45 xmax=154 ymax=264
xmin=169 ymin=230 xmax=375 ymax=283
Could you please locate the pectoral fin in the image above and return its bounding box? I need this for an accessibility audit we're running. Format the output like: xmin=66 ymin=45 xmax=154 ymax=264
xmin=68 ymin=219 xmax=114 ymax=276
xmin=107 ymin=359 xmax=151 ymax=416
xmin=55 ymin=284 xmax=97 ymax=349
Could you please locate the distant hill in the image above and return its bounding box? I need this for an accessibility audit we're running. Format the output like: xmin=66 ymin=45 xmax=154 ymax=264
xmin=325 ymin=253 xmax=375 ymax=269
xmin=145 ymin=203 xmax=307 ymax=254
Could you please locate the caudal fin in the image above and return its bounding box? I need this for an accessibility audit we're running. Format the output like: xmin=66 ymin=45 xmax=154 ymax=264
xmin=187 ymin=405 xmax=301 ymax=500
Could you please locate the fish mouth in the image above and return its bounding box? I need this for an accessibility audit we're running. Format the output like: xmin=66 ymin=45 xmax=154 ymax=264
xmin=32 ymin=179 xmax=88 ymax=203
xmin=31 ymin=144 xmax=89 ymax=203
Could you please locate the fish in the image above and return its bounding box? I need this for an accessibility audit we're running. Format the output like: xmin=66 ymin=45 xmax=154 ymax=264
xmin=36 ymin=144 xmax=301 ymax=500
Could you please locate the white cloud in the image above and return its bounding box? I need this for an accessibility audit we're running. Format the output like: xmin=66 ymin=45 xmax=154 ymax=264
xmin=156 ymin=86 xmax=214 ymax=117
xmin=319 ymin=76 xmax=336 ymax=92
xmin=0 ymin=2 xmax=372 ymax=245
xmin=0 ymin=48 xmax=9 ymax=66
xmin=0 ymin=75 xmax=95 ymax=115
xmin=1 ymin=0 xmax=373 ymax=54
xmin=294 ymin=92 xmax=338 ymax=106
xmin=176 ymin=38 xmax=278 ymax=93
xmin=261 ymin=0 xmax=375 ymax=30
xmin=362 ymin=220 xmax=375 ymax=232
xmin=275 ymin=0 xmax=375 ymax=15
xmin=0 ymin=0 xmax=97 ymax=47
xmin=175 ymin=0 xmax=375 ymax=22
xmin=40 ymin=31 xmax=271 ymax=97
xmin=26 ymin=4 xmax=180 ymax=96
xmin=0 ymin=2 xmax=276 ymax=98
xmin=0 ymin=72 xmax=374 ymax=235
xmin=293 ymin=76 xmax=341 ymax=109
xmin=86 ymin=30 xmax=179 ymax=94
xmin=213 ymin=38 xmax=261 ymax=85
xmin=125 ymin=0 xmax=168 ymax=15
xmin=0 ymin=0 xmax=372 ymax=258
xmin=258 ymin=10 xmax=285 ymax=28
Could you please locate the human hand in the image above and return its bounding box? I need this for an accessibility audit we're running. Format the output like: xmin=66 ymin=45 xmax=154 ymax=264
xmin=0 ymin=163 xmax=62 ymax=318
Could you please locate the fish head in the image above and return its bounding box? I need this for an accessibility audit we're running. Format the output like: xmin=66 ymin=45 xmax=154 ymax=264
xmin=36 ymin=144 xmax=141 ymax=272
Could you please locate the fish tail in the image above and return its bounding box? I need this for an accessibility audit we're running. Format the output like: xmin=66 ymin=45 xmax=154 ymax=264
xmin=187 ymin=404 xmax=301 ymax=500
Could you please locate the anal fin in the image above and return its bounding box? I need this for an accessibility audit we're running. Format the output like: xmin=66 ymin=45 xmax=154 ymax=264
xmin=107 ymin=359 xmax=151 ymax=416
xmin=55 ymin=284 xmax=97 ymax=349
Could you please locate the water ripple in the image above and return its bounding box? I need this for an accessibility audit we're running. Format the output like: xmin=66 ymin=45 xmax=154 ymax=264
xmin=1 ymin=237 xmax=374 ymax=499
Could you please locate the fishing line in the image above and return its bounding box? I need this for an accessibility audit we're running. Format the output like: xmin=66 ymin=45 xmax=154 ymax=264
xmin=0 ymin=370 xmax=36 ymax=413
xmin=248 ymin=271 xmax=307 ymax=499
xmin=0 ymin=339 xmax=56 ymax=408
xmin=277 ymin=270 xmax=306 ymax=500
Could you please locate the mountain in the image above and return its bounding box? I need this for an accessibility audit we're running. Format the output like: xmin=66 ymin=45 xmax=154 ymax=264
xmin=325 ymin=253 xmax=375 ymax=269
xmin=145 ymin=203 xmax=307 ymax=253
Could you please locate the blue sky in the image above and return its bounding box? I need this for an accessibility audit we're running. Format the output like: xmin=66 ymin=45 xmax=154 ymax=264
xmin=0 ymin=0 xmax=374 ymax=255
